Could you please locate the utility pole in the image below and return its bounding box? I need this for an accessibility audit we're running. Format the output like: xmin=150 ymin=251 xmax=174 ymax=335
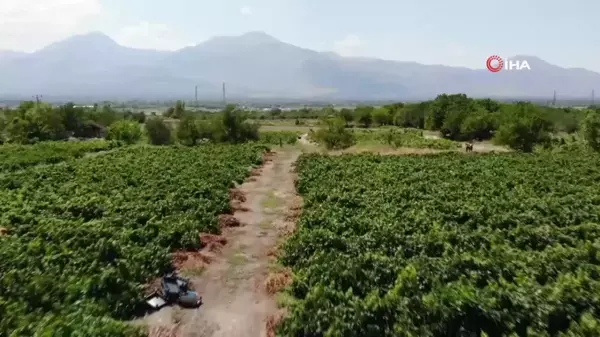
xmin=222 ymin=82 xmax=227 ymax=106
xmin=33 ymin=95 xmax=42 ymax=109
xmin=195 ymin=85 xmax=198 ymax=108
xmin=552 ymin=90 xmax=556 ymax=106
xmin=592 ymin=89 xmax=595 ymax=107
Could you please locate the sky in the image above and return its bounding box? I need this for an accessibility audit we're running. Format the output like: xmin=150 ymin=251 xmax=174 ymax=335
xmin=1 ymin=0 xmax=599 ymax=71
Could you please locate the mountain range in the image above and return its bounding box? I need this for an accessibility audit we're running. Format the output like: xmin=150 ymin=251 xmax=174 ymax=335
xmin=0 ymin=31 xmax=598 ymax=101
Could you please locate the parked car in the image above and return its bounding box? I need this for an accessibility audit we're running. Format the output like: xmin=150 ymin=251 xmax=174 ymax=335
xmin=145 ymin=272 xmax=202 ymax=310
xmin=178 ymin=291 xmax=202 ymax=308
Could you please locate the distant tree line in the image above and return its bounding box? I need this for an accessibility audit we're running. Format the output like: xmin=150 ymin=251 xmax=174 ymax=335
xmin=134 ymin=96 xmax=600 ymax=153
xmin=3 ymin=96 xmax=600 ymax=153
xmin=106 ymin=102 xmax=259 ymax=146
xmin=213 ymin=94 xmax=598 ymax=153
xmin=0 ymin=99 xmax=260 ymax=147
xmin=0 ymin=101 xmax=146 ymax=144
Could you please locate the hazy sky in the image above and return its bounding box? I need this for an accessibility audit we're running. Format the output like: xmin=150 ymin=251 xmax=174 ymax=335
xmin=1 ymin=0 xmax=598 ymax=71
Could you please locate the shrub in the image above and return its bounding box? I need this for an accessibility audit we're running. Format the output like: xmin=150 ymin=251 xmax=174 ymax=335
xmin=145 ymin=118 xmax=172 ymax=145
xmin=493 ymin=103 xmax=552 ymax=152
xmin=313 ymin=117 xmax=355 ymax=150
xmin=176 ymin=115 xmax=200 ymax=146
xmin=581 ymin=111 xmax=600 ymax=151
xmin=106 ymin=120 xmax=141 ymax=145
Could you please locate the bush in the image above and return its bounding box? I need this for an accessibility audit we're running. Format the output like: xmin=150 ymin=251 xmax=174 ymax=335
xmin=106 ymin=120 xmax=141 ymax=145
xmin=460 ymin=108 xmax=496 ymax=140
xmin=493 ymin=103 xmax=552 ymax=152
xmin=145 ymin=118 xmax=172 ymax=145
xmin=176 ymin=115 xmax=200 ymax=146
xmin=581 ymin=111 xmax=600 ymax=151
xmin=164 ymin=101 xmax=185 ymax=119
xmin=260 ymin=131 xmax=300 ymax=145
xmin=313 ymin=117 xmax=355 ymax=150
xmin=217 ymin=105 xmax=259 ymax=143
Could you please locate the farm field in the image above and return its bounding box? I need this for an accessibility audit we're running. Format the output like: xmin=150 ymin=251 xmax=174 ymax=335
xmin=259 ymin=131 xmax=302 ymax=145
xmin=352 ymin=128 xmax=461 ymax=150
xmin=0 ymin=140 xmax=115 ymax=173
xmin=278 ymin=151 xmax=600 ymax=336
xmin=0 ymin=144 xmax=266 ymax=336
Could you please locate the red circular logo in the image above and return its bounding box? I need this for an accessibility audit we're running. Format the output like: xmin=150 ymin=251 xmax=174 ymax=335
xmin=486 ymin=55 xmax=504 ymax=72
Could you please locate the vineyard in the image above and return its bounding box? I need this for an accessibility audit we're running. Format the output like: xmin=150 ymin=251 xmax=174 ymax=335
xmin=353 ymin=128 xmax=461 ymax=150
xmin=279 ymin=151 xmax=600 ymax=336
xmin=0 ymin=140 xmax=116 ymax=172
xmin=259 ymin=131 xmax=301 ymax=145
xmin=0 ymin=144 xmax=266 ymax=336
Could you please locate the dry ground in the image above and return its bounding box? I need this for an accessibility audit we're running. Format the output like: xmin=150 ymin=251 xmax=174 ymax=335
xmin=141 ymin=149 xmax=301 ymax=337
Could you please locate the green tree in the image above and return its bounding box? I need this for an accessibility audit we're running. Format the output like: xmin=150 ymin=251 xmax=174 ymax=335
xmin=16 ymin=101 xmax=36 ymax=114
xmin=134 ymin=112 xmax=146 ymax=124
xmin=4 ymin=102 xmax=67 ymax=142
xmin=58 ymin=103 xmax=86 ymax=137
xmin=355 ymin=106 xmax=374 ymax=128
xmin=581 ymin=111 xmax=600 ymax=151
xmin=164 ymin=107 xmax=175 ymax=118
xmin=145 ymin=117 xmax=172 ymax=145
xmin=436 ymin=95 xmax=476 ymax=140
xmin=173 ymin=101 xmax=185 ymax=119
xmin=196 ymin=119 xmax=218 ymax=141
xmin=339 ymin=108 xmax=354 ymax=126
xmin=89 ymin=104 xmax=117 ymax=127
xmin=217 ymin=105 xmax=259 ymax=143
xmin=475 ymin=98 xmax=501 ymax=113
xmin=383 ymin=102 xmax=404 ymax=119
xmin=270 ymin=108 xmax=282 ymax=119
xmin=313 ymin=117 xmax=356 ymax=150
xmin=425 ymin=94 xmax=451 ymax=130
xmin=164 ymin=101 xmax=185 ymax=119
xmin=427 ymin=94 xmax=473 ymax=134
xmin=321 ymin=106 xmax=336 ymax=117
xmin=493 ymin=103 xmax=553 ymax=152
xmin=176 ymin=115 xmax=200 ymax=146
xmin=107 ymin=120 xmax=142 ymax=145
xmin=4 ymin=117 xmax=30 ymax=144
xmin=460 ymin=107 xmax=496 ymax=140
xmin=395 ymin=102 xmax=427 ymax=128
xmin=372 ymin=108 xmax=392 ymax=126
xmin=0 ymin=114 xmax=5 ymax=134
xmin=34 ymin=104 xmax=66 ymax=140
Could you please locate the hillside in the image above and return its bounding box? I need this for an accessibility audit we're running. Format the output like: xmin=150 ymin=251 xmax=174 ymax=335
xmin=1 ymin=31 xmax=599 ymax=100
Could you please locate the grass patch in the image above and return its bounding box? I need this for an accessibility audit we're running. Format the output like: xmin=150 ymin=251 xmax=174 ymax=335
xmin=261 ymin=191 xmax=280 ymax=209
xmin=181 ymin=266 xmax=206 ymax=277
xmin=230 ymin=253 xmax=248 ymax=266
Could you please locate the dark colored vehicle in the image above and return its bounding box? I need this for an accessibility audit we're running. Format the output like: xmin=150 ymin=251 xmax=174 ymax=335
xmin=161 ymin=273 xmax=186 ymax=302
xmin=147 ymin=273 xmax=202 ymax=309
xmin=179 ymin=291 xmax=202 ymax=308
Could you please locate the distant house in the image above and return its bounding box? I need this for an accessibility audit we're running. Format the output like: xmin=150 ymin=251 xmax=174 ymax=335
xmin=81 ymin=121 xmax=107 ymax=138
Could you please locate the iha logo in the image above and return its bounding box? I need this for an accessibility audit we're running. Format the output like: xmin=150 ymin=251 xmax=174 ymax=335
xmin=486 ymin=55 xmax=531 ymax=72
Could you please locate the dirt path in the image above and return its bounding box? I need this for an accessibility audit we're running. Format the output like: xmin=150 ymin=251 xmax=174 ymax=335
xmin=143 ymin=149 xmax=301 ymax=337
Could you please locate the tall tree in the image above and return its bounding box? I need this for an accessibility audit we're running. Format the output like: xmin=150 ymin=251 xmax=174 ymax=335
xmin=355 ymin=106 xmax=374 ymax=128
xmin=493 ymin=102 xmax=553 ymax=152
xmin=581 ymin=111 xmax=600 ymax=151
